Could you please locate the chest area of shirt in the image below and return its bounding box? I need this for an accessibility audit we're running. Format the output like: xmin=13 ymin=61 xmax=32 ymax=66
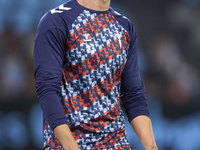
xmin=65 ymin=10 xmax=130 ymax=69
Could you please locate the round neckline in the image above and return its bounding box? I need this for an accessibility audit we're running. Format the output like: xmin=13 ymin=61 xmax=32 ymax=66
xmin=74 ymin=0 xmax=111 ymax=14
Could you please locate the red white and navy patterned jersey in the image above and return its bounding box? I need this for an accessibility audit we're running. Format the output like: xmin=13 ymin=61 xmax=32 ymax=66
xmin=34 ymin=0 xmax=149 ymax=149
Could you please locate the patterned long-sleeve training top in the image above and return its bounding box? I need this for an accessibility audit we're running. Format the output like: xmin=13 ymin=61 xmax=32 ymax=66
xmin=34 ymin=0 xmax=150 ymax=149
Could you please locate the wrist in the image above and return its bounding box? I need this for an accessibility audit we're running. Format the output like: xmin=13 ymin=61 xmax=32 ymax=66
xmin=61 ymin=137 xmax=80 ymax=150
xmin=145 ymin=142 xmax=158 ymax=150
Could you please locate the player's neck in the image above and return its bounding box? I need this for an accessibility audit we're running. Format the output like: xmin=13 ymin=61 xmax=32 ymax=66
xmin=77 ymin=0 xmax=111 ymax=11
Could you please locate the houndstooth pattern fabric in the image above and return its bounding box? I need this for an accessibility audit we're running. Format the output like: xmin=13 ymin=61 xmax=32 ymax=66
xmin=43 ymin=9 xmax=131 ymax=150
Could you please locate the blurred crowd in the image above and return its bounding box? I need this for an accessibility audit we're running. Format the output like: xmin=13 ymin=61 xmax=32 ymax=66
xmin=126 ymin=0 xmax=200 ymax=117
xmin=0 ymin=0 xmax=200 ymax=149
xmin=0 ymin=28 xmax=36 ymax=100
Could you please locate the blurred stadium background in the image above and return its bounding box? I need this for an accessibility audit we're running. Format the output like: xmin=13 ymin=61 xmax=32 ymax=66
xmin=0 ymin=0 xmax=200 ymax=150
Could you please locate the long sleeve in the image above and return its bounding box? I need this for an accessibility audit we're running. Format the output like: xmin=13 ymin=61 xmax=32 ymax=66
xmin=120 ymin=25 xmax=150 ymax=123
xmin=34 ymin=12 xmax=68 ymax=130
